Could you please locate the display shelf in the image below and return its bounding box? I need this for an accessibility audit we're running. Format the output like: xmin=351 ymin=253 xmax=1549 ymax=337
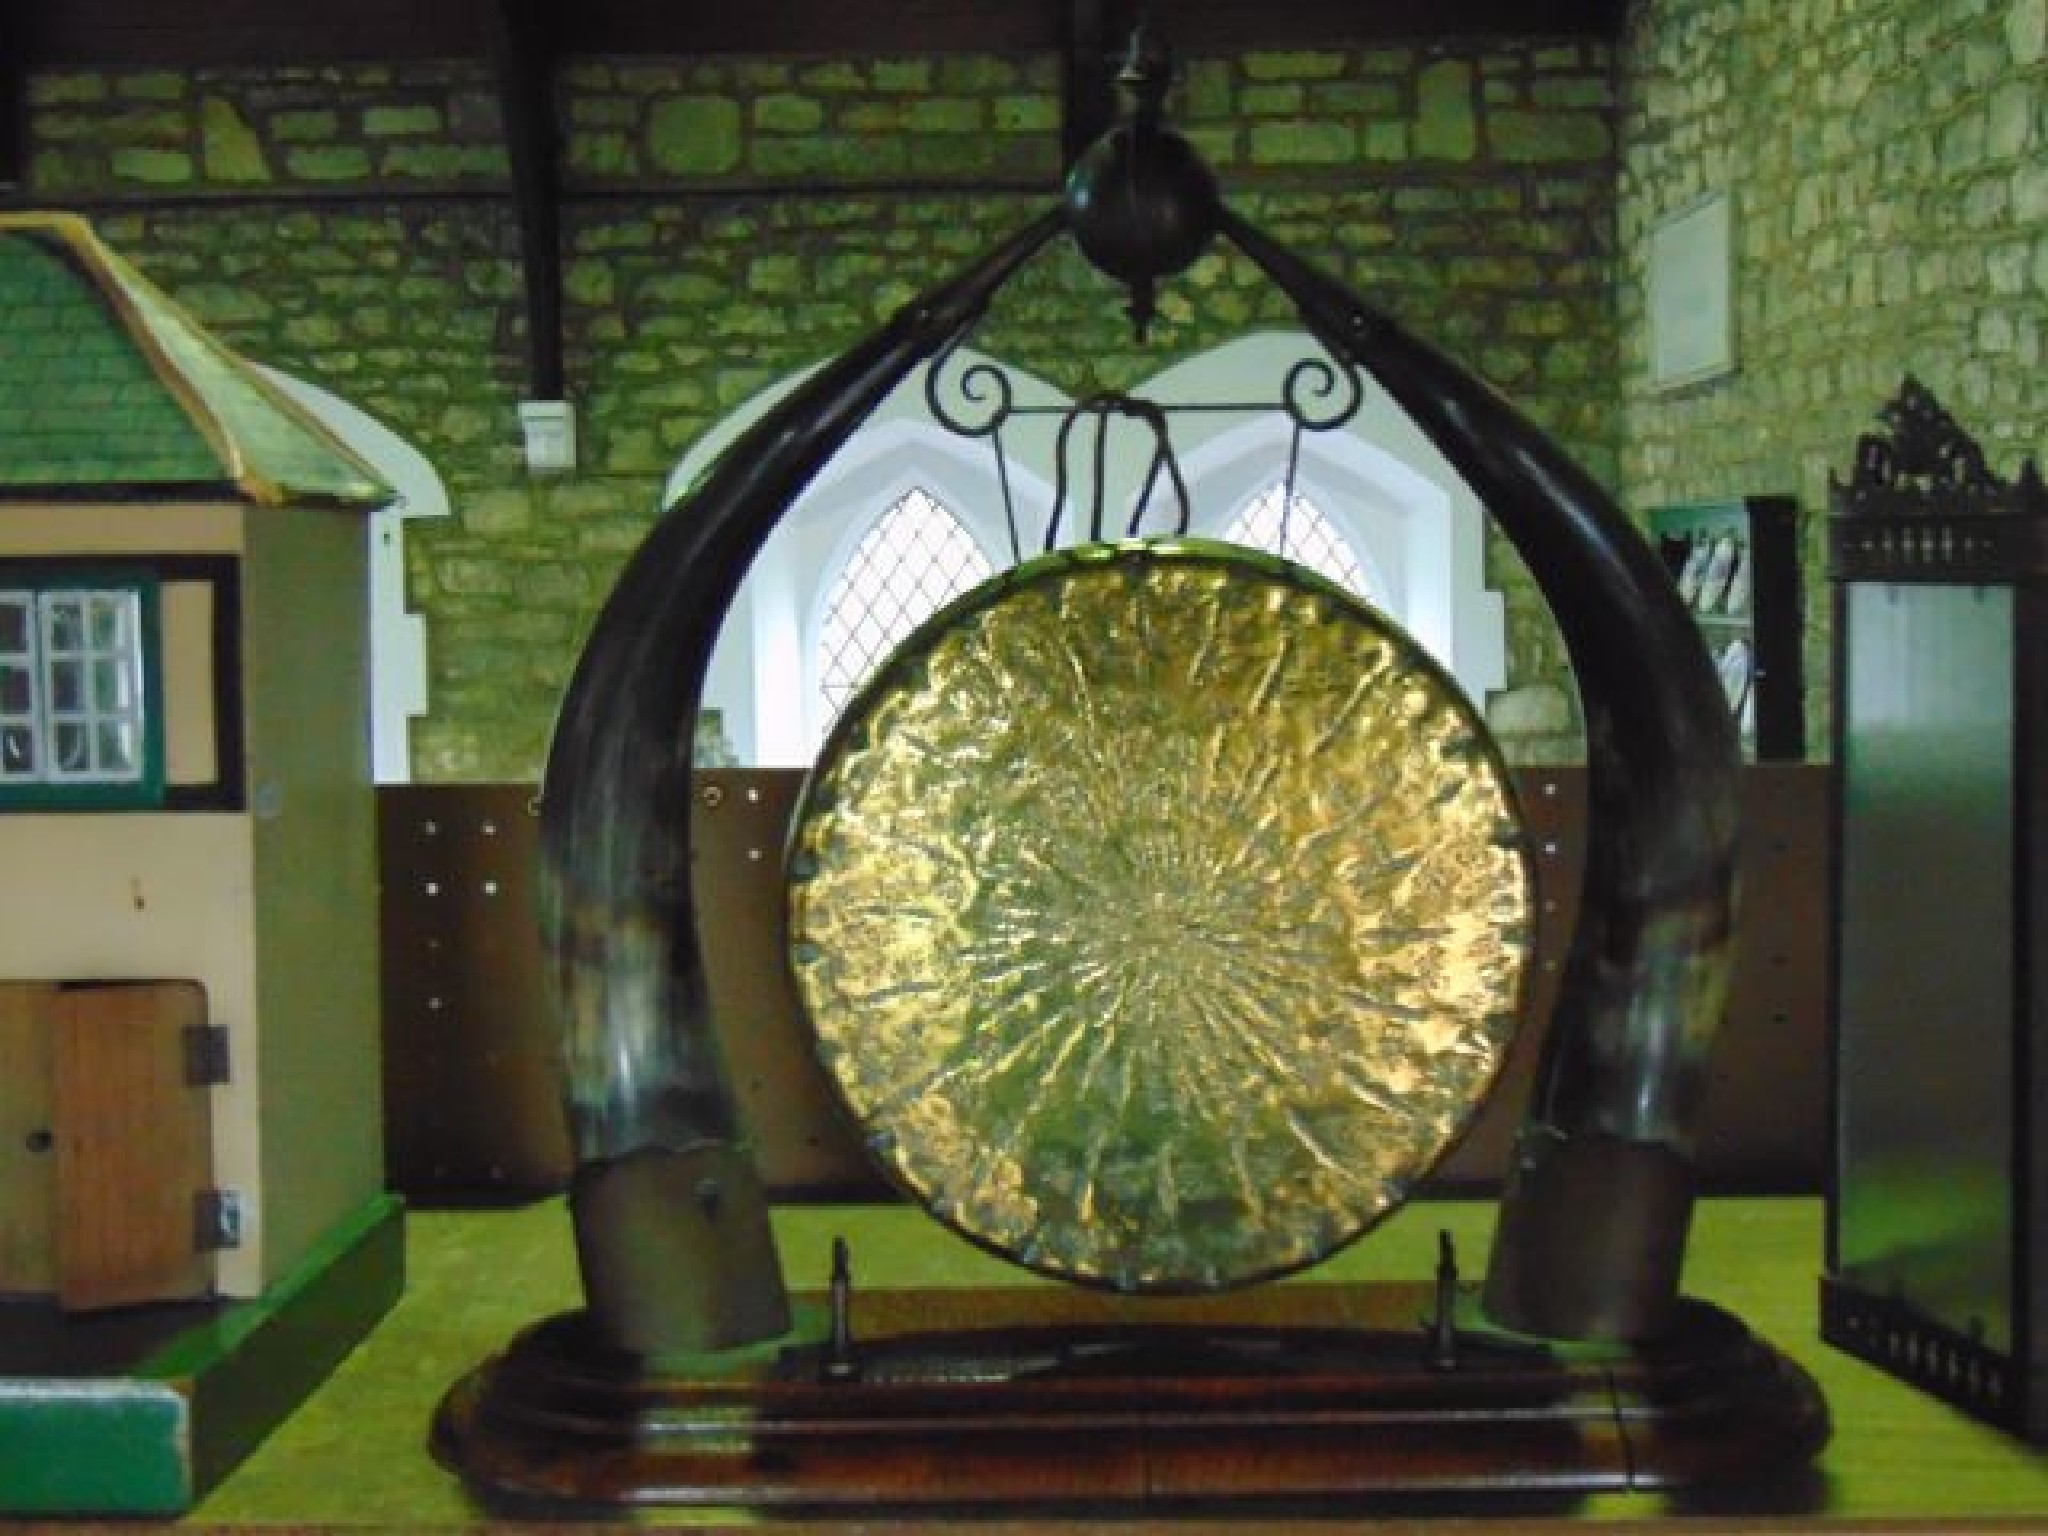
xmin=148 ymin=1197 xmax=2048 ymax=1528
xmin=1650 ymin=495 xmax=1805 ymax=759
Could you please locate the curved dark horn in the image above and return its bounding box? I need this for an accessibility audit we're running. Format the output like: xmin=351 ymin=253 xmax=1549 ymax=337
xmin=1222 ymin=209 xmax=1742 ymax=1340
xmin=540 ymin=212 xmax=1064 ymax=1355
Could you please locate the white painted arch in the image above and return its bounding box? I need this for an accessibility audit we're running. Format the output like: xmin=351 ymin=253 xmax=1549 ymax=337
xmin=256 ymin=367 xmax=448 ymax=784
xmin=1137 ymin=334 xmax=1504 ymax=700
xmin=669 ymin=332 xmax=1507 ymax=766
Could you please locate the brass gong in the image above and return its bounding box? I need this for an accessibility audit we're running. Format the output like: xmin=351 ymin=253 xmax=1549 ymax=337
xmin=788 ymin=539 xmax=1531 ymax=1293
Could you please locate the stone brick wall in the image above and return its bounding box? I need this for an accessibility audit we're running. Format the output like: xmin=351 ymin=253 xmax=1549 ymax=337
xmin=20 ymin=40 xmax=1619 ymax=778
xmin=1617 ymin=0 xmax=2048 ymax=753
xmin=30 ymin=65 xmax=512 ymax=191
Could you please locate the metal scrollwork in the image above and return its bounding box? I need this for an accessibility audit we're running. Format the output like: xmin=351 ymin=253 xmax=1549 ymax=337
xmin=925 ymin=336 xmax=1028 ymax=559
xmin=924 ymin=336 xmax=1017 ymax=439
xmin=919 ymin=340 xmax=1369 ymax=559
xmin=1046 ymin=395 xmax=1117 ymax=547
xmin=1280 ymin=353 xmax=1365 ymax=434
xmin=1044 ymin=392 xmax=1194 ymax=548
xmin=1125 ymin=402 xmax=1193 ymax=540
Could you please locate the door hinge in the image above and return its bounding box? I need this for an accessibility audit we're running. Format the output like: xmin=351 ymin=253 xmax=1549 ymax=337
xmin=195 ymin=1189 xmax=245 ymax=1252
xmin=183 ymin=1023 xmax=231 ymax=1087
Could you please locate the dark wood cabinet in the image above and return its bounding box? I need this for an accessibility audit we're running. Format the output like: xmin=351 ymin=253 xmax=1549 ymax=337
xmin=1650 ymin=495 xmax=1805 ymax=760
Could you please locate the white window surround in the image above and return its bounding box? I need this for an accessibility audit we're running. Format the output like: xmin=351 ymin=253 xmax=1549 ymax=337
xmin=1222 ymin=487 xmax=1377 ymax=598
xmin=1136 ymin=334 xmax=1504 ymax=700
xmin=255 ymin=367 xmax=447 ymax=785
xmin=695 ymin=401 xmax=1060 ymax=764
xmin=671 ymin=333 xmax=1507 ymax=766
xmin=817 ymin=486 xmax=996 ymax=715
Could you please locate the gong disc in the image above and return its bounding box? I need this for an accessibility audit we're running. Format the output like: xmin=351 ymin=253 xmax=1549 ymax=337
xmin=787 ymin=539 xmax=1531 ymax=1293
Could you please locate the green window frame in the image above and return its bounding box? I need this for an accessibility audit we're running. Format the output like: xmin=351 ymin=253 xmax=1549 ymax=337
xmin=0 ymin=568 xmax=164 ymax=811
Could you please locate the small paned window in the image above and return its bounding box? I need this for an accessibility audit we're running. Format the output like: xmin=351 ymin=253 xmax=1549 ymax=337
xmin=817 ymin=487 xmax=994 ymax=718
xmin=1223 ymin=483 xmax=1374 ymax=600
xmin=0 ymin=574 xmax=161 ymax=809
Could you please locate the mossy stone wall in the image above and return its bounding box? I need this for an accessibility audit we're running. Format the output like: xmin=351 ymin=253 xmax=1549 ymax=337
xmin=1617 ymin=0 xmax=2048 ymax=752
xmin=23 ymin=42 xmax=1618 ymax=776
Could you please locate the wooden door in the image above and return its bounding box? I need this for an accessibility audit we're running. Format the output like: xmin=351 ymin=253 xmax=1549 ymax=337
xmin=51 ymin=982 xmax=214 ymax=1311
xmin=0 ymin=982 xmax=59 ymax=1294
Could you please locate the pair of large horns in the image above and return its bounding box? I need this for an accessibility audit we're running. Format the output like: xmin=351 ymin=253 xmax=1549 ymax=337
xmin=539 ymin=202 xmax=1738 ymax=1355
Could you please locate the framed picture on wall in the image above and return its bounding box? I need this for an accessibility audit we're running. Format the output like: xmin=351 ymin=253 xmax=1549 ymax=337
xmin=1648 ymin=191 xmax=1735 ymax=390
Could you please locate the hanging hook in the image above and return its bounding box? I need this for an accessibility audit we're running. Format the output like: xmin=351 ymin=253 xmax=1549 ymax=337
xmin=1047 ymin=392 xmax=1194 ymax=548
xmin=1121 ymin=397 xmax=1193 ymax=538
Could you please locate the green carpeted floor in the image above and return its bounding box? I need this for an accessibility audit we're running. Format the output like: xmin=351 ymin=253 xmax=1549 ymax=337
xmin=188 ymin=1197 xmax=2048 ymax=1526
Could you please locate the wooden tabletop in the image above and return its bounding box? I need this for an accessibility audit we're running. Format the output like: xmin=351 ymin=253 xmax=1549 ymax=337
xmin=186 ymin=1196 xmax=2047 ymax=1528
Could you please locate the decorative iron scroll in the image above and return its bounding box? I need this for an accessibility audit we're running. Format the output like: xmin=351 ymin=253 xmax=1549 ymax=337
xmin=920 ymin=329 xmax=1367 ymax=559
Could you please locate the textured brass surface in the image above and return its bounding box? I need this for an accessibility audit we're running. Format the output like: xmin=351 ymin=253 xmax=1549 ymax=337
xmin=789 ymin=541 xmax=1531 ymax=1293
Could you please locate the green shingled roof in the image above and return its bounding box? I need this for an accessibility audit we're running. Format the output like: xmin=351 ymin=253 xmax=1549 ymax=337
xmin=0 ymin=213 xmax=388 ymax=507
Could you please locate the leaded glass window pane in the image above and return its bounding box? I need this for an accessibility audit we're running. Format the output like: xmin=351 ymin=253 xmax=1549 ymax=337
xmin=1222 ymin=484 xmax=1374 ymax=600
xmin=818 ymin=487 xmax=993 ymax=717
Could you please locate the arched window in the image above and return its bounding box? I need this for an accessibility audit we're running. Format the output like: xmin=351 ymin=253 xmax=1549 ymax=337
xmin=817 ymin=486 xmax=993 ymax=718
xmin=680 ymin=335 xmax=1506 ymax=765
xmin=1219 ymin=483 xmax=1377 ymax=602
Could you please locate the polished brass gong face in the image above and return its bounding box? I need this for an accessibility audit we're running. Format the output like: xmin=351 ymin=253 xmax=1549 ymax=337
xmin=788 ymin=540 xmax=1531 ymax=1293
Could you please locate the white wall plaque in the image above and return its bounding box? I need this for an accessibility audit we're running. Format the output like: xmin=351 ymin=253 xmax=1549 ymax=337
xmin=1649 ymin=191 xmax=1736 ymax=389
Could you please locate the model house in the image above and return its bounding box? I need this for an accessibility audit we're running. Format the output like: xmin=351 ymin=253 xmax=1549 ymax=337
xmin=0 ymin=210 xmax=397 ymax=1511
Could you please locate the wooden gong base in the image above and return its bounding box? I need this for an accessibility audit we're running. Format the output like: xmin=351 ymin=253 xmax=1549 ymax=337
xmin=432 ymin=1279 xmax=1828 ymax=1514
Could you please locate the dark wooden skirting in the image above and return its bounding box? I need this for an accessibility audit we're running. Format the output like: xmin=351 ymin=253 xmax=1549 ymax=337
xmin=1440 ymin=761 xmax=1830 ymax=1193
xmin=379 ymin=762 xmax=1831 ymax=1203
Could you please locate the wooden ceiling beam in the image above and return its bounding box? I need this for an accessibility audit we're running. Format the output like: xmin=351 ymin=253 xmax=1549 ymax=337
xmin=555 ymin=0 xmax=1065 ymax=56
xmin=21 ymin=0 xmax=489 ymax=67
xmin=18 ymin=0 xmax=1623 ymax=69
xmin=488 ymin=0 xmax=566 ymax=403
xmin=1163 ymin=0 xmax=1626 ymax=48
xmin=1061 ymin=0 xmax=1123 ymax=171
xmin=0 ymin=0 xmax=27 ymax=187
